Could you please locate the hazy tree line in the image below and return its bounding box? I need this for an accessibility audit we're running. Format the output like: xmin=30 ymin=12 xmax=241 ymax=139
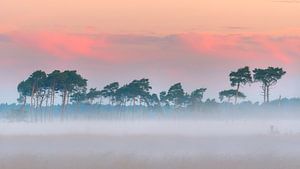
xmin=16 ymin=66 xmax=286 ymax=120
xmin=17 ymin=70 xmax=207 ymax=111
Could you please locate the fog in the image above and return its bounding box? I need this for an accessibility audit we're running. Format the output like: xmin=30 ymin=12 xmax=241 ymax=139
xmin=1 ymin=116 xmax=300 ymax=169
xmin=1 ymin=119 xmax=300 ymax=136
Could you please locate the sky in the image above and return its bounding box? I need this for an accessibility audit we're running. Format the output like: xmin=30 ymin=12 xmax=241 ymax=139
xmin=0 ymin=0 xmax=300 ymax=103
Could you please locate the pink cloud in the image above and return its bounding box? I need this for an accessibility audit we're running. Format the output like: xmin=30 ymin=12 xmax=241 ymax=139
xmin=4 ymin=31 xmax=300 ymax=67
xmin=179 ymin=33 xmax=297 ymax=64
xmin=7 ymin=31 xmax=167 ymax=63
xmin=9 ymin=31 xmax=113 ymax=60
xmin=182 ymin=33 xmax=240 ymax=53
xmin=253 ymin=36 xmax=290 ymax=63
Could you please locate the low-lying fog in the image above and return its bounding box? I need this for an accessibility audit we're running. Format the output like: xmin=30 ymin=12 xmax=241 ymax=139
xmin=1 ymin=119 xmax=300 ymax=136
xmin=1 ymin=118 xmax=300 ymax=169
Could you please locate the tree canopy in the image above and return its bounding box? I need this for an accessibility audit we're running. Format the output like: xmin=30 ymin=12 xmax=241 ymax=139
xmin=253 ymin=67 xmax=286 ymax=103
xmin=219 ymin=89 xmax=246 ymax=102
xmin=229 ymin=66 xmax=252 ymax=104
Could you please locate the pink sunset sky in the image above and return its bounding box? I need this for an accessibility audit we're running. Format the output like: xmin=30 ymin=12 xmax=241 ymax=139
xmin=0 ymin=0 xmax=300 ymax=103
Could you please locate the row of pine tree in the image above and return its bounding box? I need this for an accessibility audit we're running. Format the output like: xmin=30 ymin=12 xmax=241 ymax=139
xmin=17 ymin=66 xmax=286 ymax=112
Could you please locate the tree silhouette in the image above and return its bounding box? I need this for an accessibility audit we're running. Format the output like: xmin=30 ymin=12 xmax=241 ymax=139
xmin=167 ymin=83 xmax=185 ymax=108
xmin=86 ymin=88 xmax=101 ymax=104
xmin=17 ymin=80 xmax=32 ymax=111
xmin=253 ymin=67 xmax=286 ymax=103
xmin=190 ymin=88 xmax=207 ymax=105
xmin=115 ymin=84 xmax=129 ymax=106
xmin=148 ymin=93 xmax=160 ymax=108
xmin=229 ymin=66 xmax=252 ymax=104
xmin=57 ymin=70 xmax=87 ymax=115
xmin=159 ymin=91 xmax=168 ymax=107
xmin=127 ymin=78 xmax=152 ymax=106
xmin=101 ymin=82 xmax=119 ymax=105
xmin=219 ymin=89 xmax=246 ymax=103
xmin=27 ymin=70 xmax=47 ymax=109
xmin=47 ymin=70 xmax=61 ymax=107
xmin=70 ymin=88 xmax=87 ymax=104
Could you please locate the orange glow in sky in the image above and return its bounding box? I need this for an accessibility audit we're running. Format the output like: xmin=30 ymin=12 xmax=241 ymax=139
xmin=1 ymin=0 xmax=300 ymax=34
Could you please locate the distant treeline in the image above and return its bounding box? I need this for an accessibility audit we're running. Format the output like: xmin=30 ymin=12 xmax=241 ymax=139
xmin=1 ymin=98 xmax=300 ymax=122
xmin=15 ymin=66 xmax=288 ymax=120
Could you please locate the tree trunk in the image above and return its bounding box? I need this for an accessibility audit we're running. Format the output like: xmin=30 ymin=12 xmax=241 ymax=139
xmin=61 ymin=89 xmax=67 ymax=121
xmin=263 ymin=85 xmax=266 ymax=103
xmin=30 ymin=85 xmax=35 ymax=109
xmin=46 ymin=90 xmax=50 ymax=107
xmin=234 ymin=83 xmax=240 ymax=104
xmin=51 ymin=87 xmax=55 ymax=106
xmin=50 ymin=87 xmax=55 ymax=121
xmin=66 ymin=92 xmax=70 ymax=120
xmin=39 ymin=92 xmax=45 ymax=109
xmin=133 ymin=97 xmax=136 ymax=113
xmin=36 ymin=93 xmax=39 ymax=109
xmin=267 ymin=85 xmax=270 ymax=103
xmin=21 ymin=96 xmax=27 ymax=112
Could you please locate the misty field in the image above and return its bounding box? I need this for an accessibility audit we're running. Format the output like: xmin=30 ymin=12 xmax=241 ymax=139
xmin=1 ymin=120 xmax=300 ymax=169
